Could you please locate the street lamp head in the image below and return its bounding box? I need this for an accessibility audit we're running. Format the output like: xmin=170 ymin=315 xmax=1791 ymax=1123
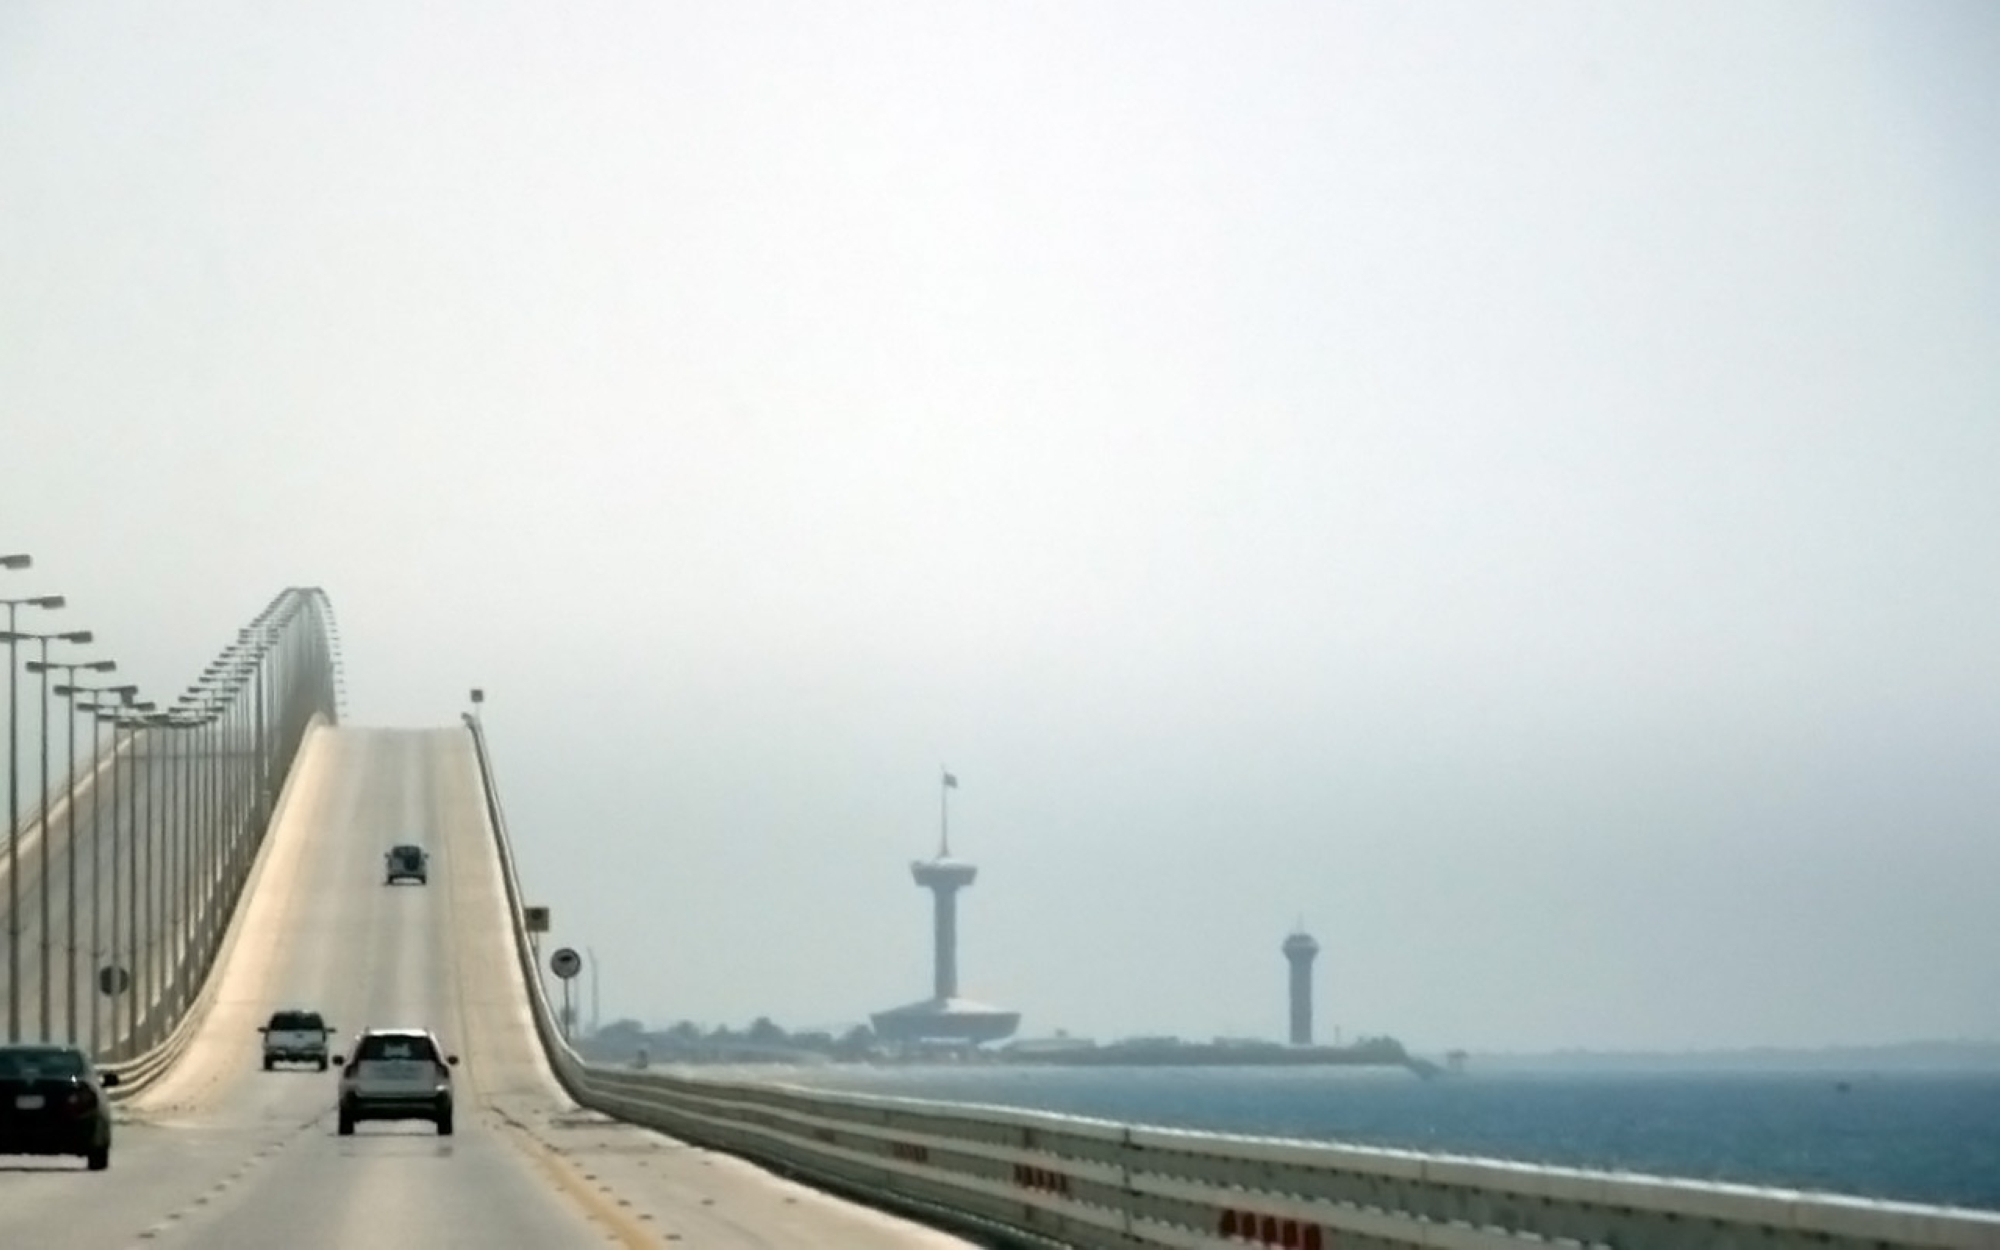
xmin=85 ymin=701 xmax=153 ymax=718
xmin=0 ymin=554 xmax=29 ymax=570
xmin=58 ymin=629 xmax=92 ymax=643
xmin=31 ymin=594 xmax=65 ymax=609
xmin=24 ymin=652 xmax=107 ymax=673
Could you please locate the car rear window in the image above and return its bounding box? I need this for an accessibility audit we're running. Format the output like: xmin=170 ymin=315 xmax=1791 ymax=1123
xmin=0 ymin=1048 xmax=86 ymax=1078
xmin=355 ymin=1034 xmax=438 ymax=1062
xmin=269 ymin=1011 xmax=325 ymax=1031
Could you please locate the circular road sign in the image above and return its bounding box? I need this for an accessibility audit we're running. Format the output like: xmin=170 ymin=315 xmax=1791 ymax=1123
xmin=97 ymin=966 xmax=131 ymax=996
xmin=550 ymin=947 xmax=582 ymax=980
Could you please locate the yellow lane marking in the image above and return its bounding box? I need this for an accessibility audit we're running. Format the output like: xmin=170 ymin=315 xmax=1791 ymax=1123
xmin=494 ymin=1114 xmax=660 ymax=1248
xmin=436 ymin=735 xmax=653 ymax=1246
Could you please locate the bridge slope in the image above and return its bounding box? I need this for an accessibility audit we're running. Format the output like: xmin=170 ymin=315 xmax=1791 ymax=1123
xmin=0 ymin=726 xmax=972 ymax=1249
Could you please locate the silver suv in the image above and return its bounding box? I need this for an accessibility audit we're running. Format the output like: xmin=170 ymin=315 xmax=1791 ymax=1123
xmin=333 ymin=1028 xmax=459 ymax=1136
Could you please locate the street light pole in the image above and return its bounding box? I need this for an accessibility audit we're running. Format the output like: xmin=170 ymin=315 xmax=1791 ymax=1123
xmin=169 ymin=698 xmax=221 ymax=1016
xmin=2 ymin=580 xmax=67 ymax=1043
xmin=194 ymin=666 xmax=243 ymax=962
xmin=83 ymin=699 xmax=152 ymax=1058
xmin=61 ymin=684 xmax=135 ymax=1058
xmin=122 ymin=706 xmax=143 ymax=1055
xmin=135 ymin=710 xmax=164 ymax=1048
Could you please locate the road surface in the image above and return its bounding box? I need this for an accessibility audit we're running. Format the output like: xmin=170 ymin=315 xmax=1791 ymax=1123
xmin=0 ymin=726 xmax=980 ymax=1249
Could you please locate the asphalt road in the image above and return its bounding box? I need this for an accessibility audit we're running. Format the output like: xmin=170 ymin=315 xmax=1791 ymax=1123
xmin=0 ymin=726 xmax=979 ymax=1249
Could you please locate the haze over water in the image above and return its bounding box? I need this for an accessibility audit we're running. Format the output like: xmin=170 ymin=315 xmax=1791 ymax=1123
xmin=4 ymin=2 xmax=1997 ymax=1052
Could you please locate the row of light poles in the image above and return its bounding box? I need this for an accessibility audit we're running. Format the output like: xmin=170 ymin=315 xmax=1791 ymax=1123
xmin=3 ymin=551 xmax=85 ymax=1045
xmin=3 ymin=556 xmax=340 ymax=1058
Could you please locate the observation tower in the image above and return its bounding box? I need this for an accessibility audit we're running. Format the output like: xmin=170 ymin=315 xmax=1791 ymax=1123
xmin=870 ymin=771 xmax=1019 ymax=1045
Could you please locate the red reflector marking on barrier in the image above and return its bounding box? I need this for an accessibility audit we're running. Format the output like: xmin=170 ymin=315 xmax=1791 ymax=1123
xmin=1217 ymin=1208 xmax=1325 ymax=1248
xmin=1012 ymin=1164 xmax=1073 ymax=1197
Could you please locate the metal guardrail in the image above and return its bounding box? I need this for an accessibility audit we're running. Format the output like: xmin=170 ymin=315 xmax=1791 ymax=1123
xmin=464 ymin=718 xmax=2000 ymax=1250
xmin=101 ymin=714 xmax=334 ymax=1100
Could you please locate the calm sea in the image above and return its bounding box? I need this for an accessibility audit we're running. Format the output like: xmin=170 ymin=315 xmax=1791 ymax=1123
xmin=778 ymin=1064 xmax=2000 ymax=1211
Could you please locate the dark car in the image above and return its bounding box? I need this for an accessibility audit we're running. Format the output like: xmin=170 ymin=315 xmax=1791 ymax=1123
xmin=0 ymin=1044 xmax=119 ymax=1170
xmin=384 ymin=844 xmax=428 ymax=885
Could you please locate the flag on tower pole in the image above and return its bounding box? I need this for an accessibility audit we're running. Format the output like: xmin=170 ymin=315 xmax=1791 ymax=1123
xmin=938 ymin=769 xmax=958 ymax=857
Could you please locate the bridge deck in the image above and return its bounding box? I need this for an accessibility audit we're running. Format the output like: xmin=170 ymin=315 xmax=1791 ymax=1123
xmin=0 ymin=725 xmax=974 ymax=1249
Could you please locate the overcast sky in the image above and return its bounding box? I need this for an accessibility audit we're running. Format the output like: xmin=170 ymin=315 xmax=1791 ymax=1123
xmin=4 ymin=1 xmax=1996 ymax=1052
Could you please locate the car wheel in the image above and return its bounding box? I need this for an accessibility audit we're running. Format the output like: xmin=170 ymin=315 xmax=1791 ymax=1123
xmin=86 ymin=1146 xmax=109 ymax=1171
xmin=437 ymin=1113 xmax=453 ymax=1136
xmin=337 ymin=1112 xmax=355 ymax=1136
xmin=316 ymin=1057 xmax=328 ymax=1072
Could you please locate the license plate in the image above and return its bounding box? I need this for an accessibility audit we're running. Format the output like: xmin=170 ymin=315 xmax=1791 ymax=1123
xmin=14 ymin=1095 xmax=44 ymax=1110
xmin=372 ymin=1061 xmax=424 ymax=1081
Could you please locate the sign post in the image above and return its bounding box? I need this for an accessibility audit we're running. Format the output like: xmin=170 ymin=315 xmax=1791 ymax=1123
xmin=550 ymin=947 xmax=582 ymax=1041
xmin=524 ymin=905 xmax=549 ymax=964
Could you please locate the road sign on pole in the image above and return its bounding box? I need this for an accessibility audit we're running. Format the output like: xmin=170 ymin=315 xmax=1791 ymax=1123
xmin=550 ymin=947 xmax=581 ymax=979
xmin=524 ymin=906 xmax=550 ymax=934
xmin=97 ymin=966 xmax=130 ymax=996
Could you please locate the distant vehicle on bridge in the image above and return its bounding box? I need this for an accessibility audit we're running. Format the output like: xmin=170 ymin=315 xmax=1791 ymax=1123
xmin=384 ymin=844 xmax=429 ymax=885
xmin=259 ymin=1009 xmax=336 ymax=1071
xmin=0 ymin=1044 xmax=120 ymax=1171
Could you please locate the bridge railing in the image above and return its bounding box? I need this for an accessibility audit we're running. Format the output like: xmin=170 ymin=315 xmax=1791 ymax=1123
xmin=464 ymin=717 xmax=2000 ymax=1250
xmin=0 ymin=584 xmax=342 ymax=1089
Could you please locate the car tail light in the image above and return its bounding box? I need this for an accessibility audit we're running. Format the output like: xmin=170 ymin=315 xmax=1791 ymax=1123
xmin=433 ymin=1060 xmax=452 ymax=1079
xmin=63 ymin=1087 xmax=98 ymax=1115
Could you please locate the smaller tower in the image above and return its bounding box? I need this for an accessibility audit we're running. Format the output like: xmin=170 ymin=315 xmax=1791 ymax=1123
xmin=1282 ymin=927 xmax=1320 ymax=1046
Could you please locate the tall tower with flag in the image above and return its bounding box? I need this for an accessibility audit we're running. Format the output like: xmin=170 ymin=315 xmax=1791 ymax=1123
xmin=870 ymin=770 xmax=1020 ymax=1046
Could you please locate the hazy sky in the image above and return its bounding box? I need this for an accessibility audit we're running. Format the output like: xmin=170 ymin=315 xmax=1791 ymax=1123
xmin=5 ymin=2 xmax=1996 ymax=1052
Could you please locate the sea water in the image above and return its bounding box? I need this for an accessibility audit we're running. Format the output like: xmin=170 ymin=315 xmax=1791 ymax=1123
xmin=779 ymin=1064 xmax=2000 ymax=1211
